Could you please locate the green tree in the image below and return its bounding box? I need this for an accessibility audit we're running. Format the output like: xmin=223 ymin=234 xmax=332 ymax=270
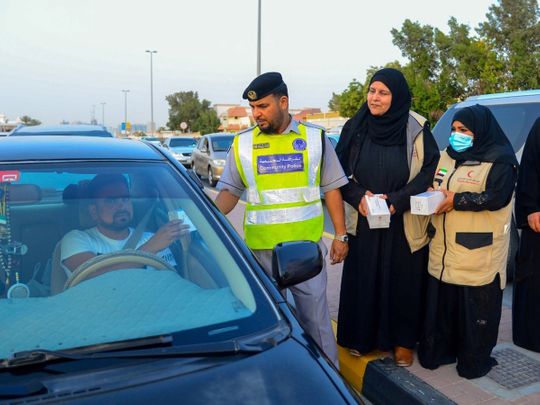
xmin=328 ymin=92 xmax=341 ymax=112
xmin=19 ymin=115 xmax=41 ymax=126
xmin=391 ymin=20 xmax=439 ymax=81
xmin=478 ymin=0 xmax=540 ymax=89
xmin=166 ymin=91 xmax=220 ymax=134
xmin=332 ymin=79 xmax=365 ymax=118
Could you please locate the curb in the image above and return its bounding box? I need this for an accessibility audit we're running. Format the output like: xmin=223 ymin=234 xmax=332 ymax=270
xmin=363 ymin=358 xmax=456 ymax=404
xmin=332 ymin=321 xmax=455 ymax=404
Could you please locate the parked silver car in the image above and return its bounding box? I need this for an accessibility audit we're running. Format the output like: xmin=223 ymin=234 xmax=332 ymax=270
xmin=192 ymin=133 xmax=234 ymax=186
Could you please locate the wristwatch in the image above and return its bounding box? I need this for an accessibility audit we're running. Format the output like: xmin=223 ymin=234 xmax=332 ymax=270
xmin=334 ymin=234 xmax=349 ymax=243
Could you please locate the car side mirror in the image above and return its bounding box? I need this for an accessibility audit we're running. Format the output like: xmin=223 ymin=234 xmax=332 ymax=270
xmin=272 ymin=241 xmax=323 ymax=289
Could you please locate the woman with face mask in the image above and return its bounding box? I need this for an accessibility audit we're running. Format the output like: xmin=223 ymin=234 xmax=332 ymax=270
xmin=335 ymin=68 xmax=440 ymax=367
xmin=418 ymin=104 xmax=518 ymax=379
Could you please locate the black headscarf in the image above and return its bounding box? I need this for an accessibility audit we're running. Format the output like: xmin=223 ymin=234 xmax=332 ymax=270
xmin=447 ymin=104 xmax=518 ymax=166
xmin=336 ymin=68 xmax=412 ymax=176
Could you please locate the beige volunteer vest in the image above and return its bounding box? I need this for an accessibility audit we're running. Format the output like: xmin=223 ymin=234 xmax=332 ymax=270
xmin=429 ymin=152 xmax=512 ymax=289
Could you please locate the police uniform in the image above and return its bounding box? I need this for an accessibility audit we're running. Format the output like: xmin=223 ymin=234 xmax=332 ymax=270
xmin=217 ymin=72 xmax=348 ymax=366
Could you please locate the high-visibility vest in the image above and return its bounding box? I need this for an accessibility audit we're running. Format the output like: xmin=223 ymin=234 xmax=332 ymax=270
xmin=233 ymin=122 xmax=324 ymax=249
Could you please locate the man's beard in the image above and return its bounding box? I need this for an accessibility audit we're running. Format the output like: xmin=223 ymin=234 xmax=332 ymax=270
xmin=258 ymin=122 xmax=279 ymax=134
xmin=258 ymin=114 xmax=286 ymax=134
xmin=101 ymin=211 xmax=132 ymax=232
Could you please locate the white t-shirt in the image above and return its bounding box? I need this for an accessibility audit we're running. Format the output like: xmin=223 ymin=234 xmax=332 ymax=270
xmin=61 ymin=227 xmax=177 ymax=267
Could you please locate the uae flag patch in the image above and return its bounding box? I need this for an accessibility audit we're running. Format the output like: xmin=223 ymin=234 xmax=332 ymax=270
xmin=436 ymin=168 xmax=447 ymax=177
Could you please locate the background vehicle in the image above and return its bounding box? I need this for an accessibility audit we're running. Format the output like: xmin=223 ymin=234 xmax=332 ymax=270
xmin=327 ymin=132 xmax=340 ymax=149
xmin=9 ymin=124 xmax=114 ymax=137
xmin=140 ymin=136 xmax=162 ymax=146
xmin=163 ymin=136 xmax=197 ymax=167
xmin=192 ymin=132 xmax=234 ymax=186
xmin=432 ymin=89 xmax=540 ymax=280
xmin=0 ymin=136 xmax=360 ymax=403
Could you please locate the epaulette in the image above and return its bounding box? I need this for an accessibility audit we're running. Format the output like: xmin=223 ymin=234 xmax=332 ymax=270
xmin=236 ymin=125 xmax=256 ymax=136
xmin=299 ymin=121 xmax=326 ymax=132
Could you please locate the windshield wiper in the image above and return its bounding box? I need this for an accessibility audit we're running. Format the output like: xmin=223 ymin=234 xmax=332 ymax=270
xmin=0 ymin=334 xmax=173 ymax=369
xmin=1 ymin=321 xmax=289 ymax=370
xmin=1 ymin=338 xmax=262 ymax=370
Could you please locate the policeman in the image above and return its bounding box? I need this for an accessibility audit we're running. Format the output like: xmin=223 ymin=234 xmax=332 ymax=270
xmin=215 ymin=72 xmax=349 ymax=366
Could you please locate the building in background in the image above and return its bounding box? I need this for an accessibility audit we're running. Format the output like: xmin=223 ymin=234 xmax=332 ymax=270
xmin=0 ymin=114 xmax=21 ymax=135
xmin=218 ymin=106 xmax=253 ymax=132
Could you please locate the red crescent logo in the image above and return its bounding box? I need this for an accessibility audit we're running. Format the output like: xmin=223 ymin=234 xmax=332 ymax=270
xmin=467 ymin=170 xmax=474 ymax=178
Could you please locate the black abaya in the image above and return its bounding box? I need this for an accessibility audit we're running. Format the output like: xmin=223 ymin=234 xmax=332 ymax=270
xmin=337 ymin=133 xmax=436 ymax=353
xmin=514 ymin=118 xmax=540 ymax=352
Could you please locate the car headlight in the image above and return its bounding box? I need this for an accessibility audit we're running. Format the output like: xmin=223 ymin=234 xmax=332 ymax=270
xmin=213 ymin=159 xmax=226 ymax=166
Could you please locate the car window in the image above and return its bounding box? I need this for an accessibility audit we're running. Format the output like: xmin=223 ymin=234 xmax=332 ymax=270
xmin=211 ymin=136 xmax=234 ymax=152
xmin=0 ymin=161 xmax=277 ymax=360
xmin=168 ymin=138 xmax=196 ymax=148
xmin=200 ymin=138 xmax=209 ymax=151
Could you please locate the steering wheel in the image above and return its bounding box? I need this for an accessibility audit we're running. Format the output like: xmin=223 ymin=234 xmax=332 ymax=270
xmin=64 ymin=249 xmax=176 ymax=290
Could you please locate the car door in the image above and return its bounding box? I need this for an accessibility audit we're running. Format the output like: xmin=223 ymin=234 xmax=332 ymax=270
xmin=192 ymin=138 xmax=203 ymax=175
xmin=199 ymin=137 xmax=210 ymax=175
xmin=195 ymin=136 xmax=208 ymax=176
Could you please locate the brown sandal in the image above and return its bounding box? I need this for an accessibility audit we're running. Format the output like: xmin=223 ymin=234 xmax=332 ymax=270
xmin=394 ymin=346 xmax=413 ymax=367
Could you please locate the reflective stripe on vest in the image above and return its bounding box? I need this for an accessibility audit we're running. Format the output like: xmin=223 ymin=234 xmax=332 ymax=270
xmin=246 ymin=201 xmax=323 ymax=225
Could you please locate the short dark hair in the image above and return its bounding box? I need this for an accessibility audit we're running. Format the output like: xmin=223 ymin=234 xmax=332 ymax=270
xmin=88 ymin=174 xmax=129 ymax=199
xmin=272 ymin=85 xmax=288 ymax=99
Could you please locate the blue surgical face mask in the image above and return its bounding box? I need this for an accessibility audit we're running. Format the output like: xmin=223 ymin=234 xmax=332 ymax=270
xmin=449 ymin=132 xmax=474 ymax=152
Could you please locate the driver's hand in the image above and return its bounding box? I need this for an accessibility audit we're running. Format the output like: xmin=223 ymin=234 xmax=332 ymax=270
xmin=140 ymin=220 xmax=190 ymax=253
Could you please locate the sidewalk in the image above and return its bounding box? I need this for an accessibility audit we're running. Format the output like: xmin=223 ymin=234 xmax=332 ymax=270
xmin=321 ymin=237 xmax=540 ymax=405
xmin=211 ymin=189 xmax=540 ymax=404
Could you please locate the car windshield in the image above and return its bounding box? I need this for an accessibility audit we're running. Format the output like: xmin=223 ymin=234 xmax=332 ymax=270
xmin=169 ymin=138 xmax=197 ymax=148
xmin=432 ymin=101 xmax=540 ymax=153
xmin=0 ymin=161 xmax=277 ymax=360
xmin=211 ymin=136 xmax=234 ymax=152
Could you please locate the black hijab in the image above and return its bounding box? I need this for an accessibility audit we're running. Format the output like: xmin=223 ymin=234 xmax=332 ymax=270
xmin=336 ymin=68 xmax=412 ymax=176
xmin=447 ymin=104 xmax=518 ymax=166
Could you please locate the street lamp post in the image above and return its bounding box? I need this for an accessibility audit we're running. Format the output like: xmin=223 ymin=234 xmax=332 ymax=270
xmin=121 ymin=89 xmax=130 ymax=135
xmin=100 ymin=102 xmax=106 ymax=126
xmin=145 ymin=50 xmax=157 ymax=135
xmin=257 ymin=0 xmax=261 ymax=76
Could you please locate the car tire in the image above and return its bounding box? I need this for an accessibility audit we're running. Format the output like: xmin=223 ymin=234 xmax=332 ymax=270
xmin=208 ymin=167 xmax=217 ymax=187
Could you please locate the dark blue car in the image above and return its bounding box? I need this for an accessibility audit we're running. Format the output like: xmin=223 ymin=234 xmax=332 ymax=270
xmin=0 ymin=136 xmax=360 ymax=404
xmin=9 ymin=124 xmax=114 ymax=137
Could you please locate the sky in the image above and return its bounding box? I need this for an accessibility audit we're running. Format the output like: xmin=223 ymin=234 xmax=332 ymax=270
xmin=1 ymin=0 xmax=497 ymax=129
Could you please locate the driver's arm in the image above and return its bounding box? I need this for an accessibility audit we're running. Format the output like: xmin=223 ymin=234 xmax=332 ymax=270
xmin=63 ymin=252 xmax=96 ymax=272
xmin=138 ymin=219 xmax=188 ymax=253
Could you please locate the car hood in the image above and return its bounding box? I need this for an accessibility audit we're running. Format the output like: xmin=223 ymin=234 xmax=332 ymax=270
xmin=211 ymin=151 xmax=228 ymax=160
xmin=170 ymin=146 xmax=194 ymax=154
xmin=19 ymin=339 xmax=356 ymax=403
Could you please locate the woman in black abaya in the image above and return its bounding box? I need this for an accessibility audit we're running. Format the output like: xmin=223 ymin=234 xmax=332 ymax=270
xmin=418 ymin=105 xmax=518 ymax=379
xmin=514 ymin=118 xmax=540 ymax=352
xmin=335 ymin=68 xmax=439 ymax=366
